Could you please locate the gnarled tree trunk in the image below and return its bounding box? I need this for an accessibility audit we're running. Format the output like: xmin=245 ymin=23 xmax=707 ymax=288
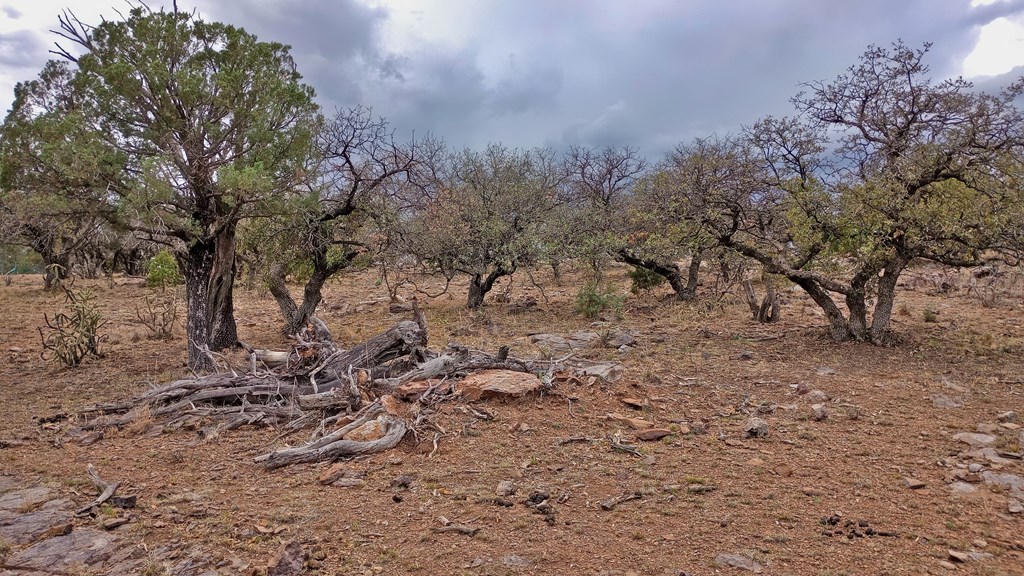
xmin=207 ymin=225 xmax=238 ymax=351
xmin=617 ymin=249 xmax=701 ymax=301
xmin=467 ymin=268 xmax=509 ymax=309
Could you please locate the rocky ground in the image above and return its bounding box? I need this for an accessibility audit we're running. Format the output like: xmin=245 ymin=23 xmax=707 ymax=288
xmin=1 ymin=265 xmax=1023 ymax=575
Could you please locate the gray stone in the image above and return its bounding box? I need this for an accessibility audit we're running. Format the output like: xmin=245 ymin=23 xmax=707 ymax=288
xmin=948 ymin=482 xmax=979 ymax=495
xmin=495 ymin=480 xmax=515 ymax=497
xmin=267 ymin=540 xmax=306 ymax=576
xmin=976 ymin=423 xmax=1000 ymax=434
xmin=0 ymin=499 xmax=73 ymax=544
xmin=968 ymin=463 xmax=984 ymax=473
xmin=980 ymin=471 xmax=1024 ymax=496
xmin=806 ymin=390 xmax=830 ymax=403
xmin=811 ymin=404 xmax=828 ymax=421
xmin=743 ymin=418 xmax=769 ymax=439
xmin=931 ymin=394 xmax=964 ymax=409
xmin=530 ymin=332 xmax=600 ymax=355
xmin=1008 ymin=499 xmax=1023 ymax=514
xmin=0 ymin=487 xmax=55 ymax=513
xmin=577 ymin=362 xmax=625 ymax=383
xmin=0 ymin=476 xmax=19 ymax=494
xmin=966 ymin=448 xmax=1013 ymax=465
xmin=606 ymin=329 xmax=636 ymax=348
xmin=997 ymin=411 xmax=1018 ymax=423
xmin=952 ymin=432 xmax=996 ymax=447
xmin=714 ymin=553 xmax=763 ymax=573
xmin=6 ymin=529 xmax=122 ymax=572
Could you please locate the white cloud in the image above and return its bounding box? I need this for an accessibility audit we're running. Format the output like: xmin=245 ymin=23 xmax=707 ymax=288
xmin=962 ymin=15 xmax=1024 ymax=76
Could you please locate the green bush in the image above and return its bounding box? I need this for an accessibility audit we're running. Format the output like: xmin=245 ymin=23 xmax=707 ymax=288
xmin=627 ymin=265 xmax=666 ymax=293
xmin=147 ymin=249 xmax=183 ymax=289
xmin=575 ymin=282 xmax=625 ymax=319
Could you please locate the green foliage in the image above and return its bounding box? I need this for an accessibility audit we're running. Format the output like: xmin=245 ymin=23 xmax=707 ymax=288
xmin=39 ymin=285 xmax=107 ymax=367
xmin=575 ymin=282 xmax=625 ymax=319
xmin=627 ymin=265 xmax=666 ymax=293
xmin=0 ymin=245 xmax=43 ymax=274
xmin=146 ymin=250 xmax=182 ymax=289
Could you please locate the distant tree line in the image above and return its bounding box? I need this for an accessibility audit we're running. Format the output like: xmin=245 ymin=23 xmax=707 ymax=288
xmin=2 ymin=5 xmax=1022 ymax=370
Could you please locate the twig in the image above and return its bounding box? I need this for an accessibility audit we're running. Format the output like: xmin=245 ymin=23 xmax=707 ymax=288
xmin=556 ymin=436 xmax=596 ymax=446
xmin=609 ymin=435 xmax=643 ymax=457
xmin=428 ymin=432 xmax=441 ymax=459
xmin=600 ymin=491 xmax=643 ymax=511
xmin=75 ymin=464 xmax=119 ymax=516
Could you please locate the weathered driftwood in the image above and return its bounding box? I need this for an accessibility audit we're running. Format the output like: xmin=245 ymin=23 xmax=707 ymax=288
xmin=75 ymin=310 xmax=551 ymax=469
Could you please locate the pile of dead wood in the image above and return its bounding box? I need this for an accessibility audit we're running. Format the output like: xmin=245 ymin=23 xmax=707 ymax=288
xmin=76 ymin=306 xmax=565 ymax=469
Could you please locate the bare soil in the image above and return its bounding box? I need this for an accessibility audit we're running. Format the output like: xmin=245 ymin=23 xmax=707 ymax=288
xmin=1 ymin=264 xmax=1023 ymax=576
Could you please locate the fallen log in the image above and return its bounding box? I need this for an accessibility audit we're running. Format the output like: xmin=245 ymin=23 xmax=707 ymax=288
xmin=75 ymin=310 xmax=569 ymax=469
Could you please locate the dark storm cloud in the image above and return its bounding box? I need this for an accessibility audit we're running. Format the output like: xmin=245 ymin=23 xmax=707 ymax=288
xmin=4 ymin=0 xmax=1020 ymax=159
xmin=198 ymin=0 xmax=391 ymax=105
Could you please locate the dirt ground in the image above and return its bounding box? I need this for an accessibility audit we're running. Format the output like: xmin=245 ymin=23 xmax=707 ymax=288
xmin=1 ymin=263 xmax=1023 ymax=576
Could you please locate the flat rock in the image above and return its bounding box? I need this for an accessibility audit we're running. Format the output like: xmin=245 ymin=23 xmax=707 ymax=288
xmin=903 ymin=477 xmax=926 ymax=490
xmin=343 ymin=416 xmax=388 ymax=442
xmin=634 ymin=428 xmax=671 ymax=441
xmin=948 ymin=549 xmax=993 ymax=563
xmin=981 ymin=471 xmax=1024 ymax=495
xmin=0 ymin=487 xmax=57 ymax=514
xmin=997 ymin=411 xmax=1018 ymax=423
xmin=606 ymin=329 xmax=636 ymax=348
xmin=0 ymin=476 xmax=19 ymax=494
xmin=1008 ymin=499 xmax=1023 ymax=514
xmin=318 ymin=463 xmax=349 ymax=485
xmin=948 ymin=481 xmax=978 ymax=495
xmin=606 ymin=413 xmax=656 ymax=430
xmin=6 ymin=529 xmax=122 ymax=572
xmin=457 ymin=370 xmax=542 ymax=401
xmin=976 ymin=423 xmax=1000 ymax=434
xmin=529 ymin=332 xmax=600 ymax=355
xmin=577 ymin=362 xmax=625 ymax=383
xmin=620 ymin=397 xmax=647 ymax=409
xmin=952 ymin=432 xmax=996 ymax=447
xmin=932 ymin=394 xmax=964 ymax=409
xmin=966 ymin=447 xmax=1013 ymax=465
xmin=393 ymin=379 xmax=436 ymax=400
xmin=714 ymin=552 xmax=763 ymax=573
xmin=0 ymin=499 xmax=74 ymax=544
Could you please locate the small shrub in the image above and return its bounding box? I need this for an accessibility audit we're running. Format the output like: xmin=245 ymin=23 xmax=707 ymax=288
xmin=39 ymin=286 xmax=107 ymax=367
xmin=575 ymin=282 xmax=625 ymax=319
xmin=135 ymin=291 xmax=181 ymax=339
xmin=146 ymin=250 xmax=182 ymax=290
xmin=922 ymin=308 xmax=939 ymax=323
xmin=627 ymin=266 xmax=666 ymax=293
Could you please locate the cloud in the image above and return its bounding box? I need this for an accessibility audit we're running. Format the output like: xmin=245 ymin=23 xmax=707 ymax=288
xmin=2 ymin=6 xmax=21 ymax=19
xmin=0 ymin=30 xmax=42 ymax=68
xmin=2 ymin=0 xmax=1022 ymax=158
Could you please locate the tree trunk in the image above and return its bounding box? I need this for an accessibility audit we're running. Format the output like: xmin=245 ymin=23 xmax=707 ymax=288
xmin=182 ymin=239 xmax=216 ymax=373
xmin=207 ymin=225 xmax=238 ymax=351
xmin=616 ymin=250 xmax=696 ymax=301
xmin=467 ymin=268 xmax=507 ymax=309
xmin=743 ymin=280 xmax=781 ymax=323
xmin=869 ymin=256 xmax=909 ymax=344
xmin=268 ymin=262 xmax=333 ymax=336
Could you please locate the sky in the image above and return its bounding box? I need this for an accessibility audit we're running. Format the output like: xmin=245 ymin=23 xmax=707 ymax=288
xmin=1 ymin=0 xmax=1023 ymax=158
